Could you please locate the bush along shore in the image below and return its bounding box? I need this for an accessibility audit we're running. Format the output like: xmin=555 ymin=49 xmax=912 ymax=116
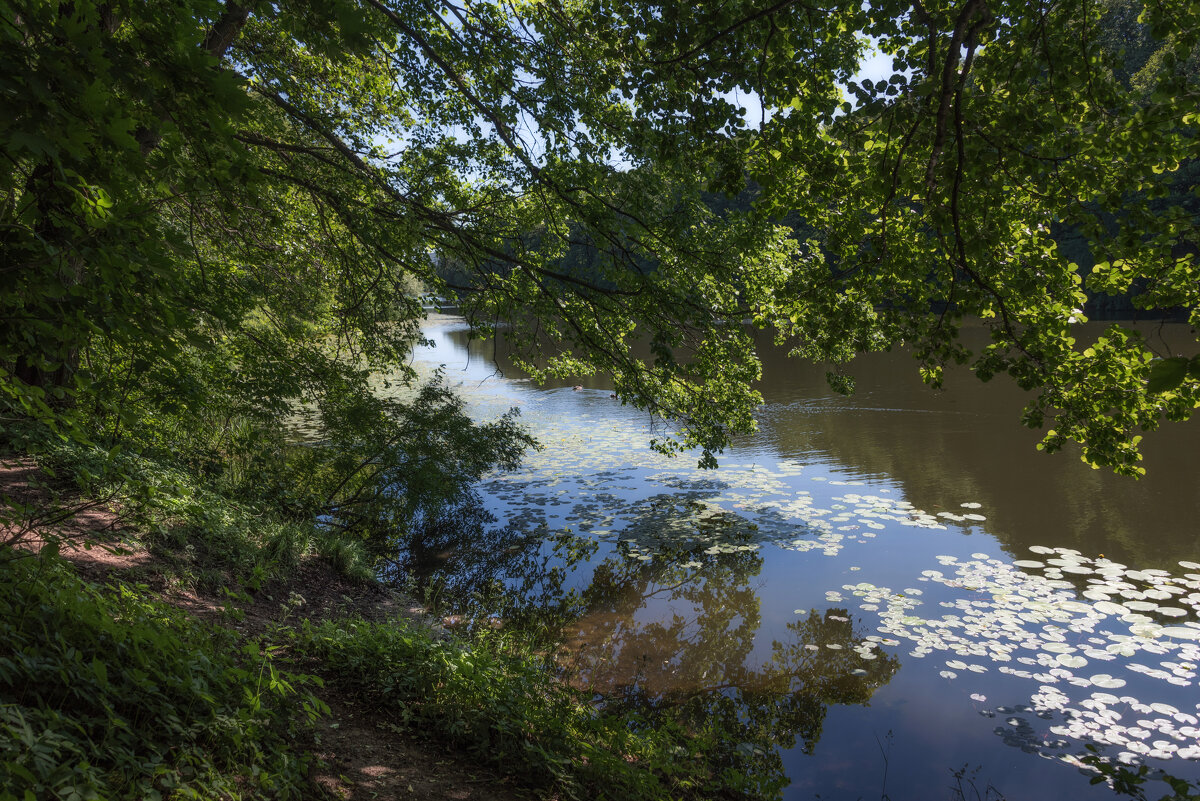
xmin=0 ymin=437 xmax=778 ymax=801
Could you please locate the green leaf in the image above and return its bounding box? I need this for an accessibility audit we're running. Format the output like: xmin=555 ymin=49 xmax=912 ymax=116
xmin=1147 ymin=357 xmax=1189 ymax=393
xmin=92 ymin=656 xmax=109 ymax=687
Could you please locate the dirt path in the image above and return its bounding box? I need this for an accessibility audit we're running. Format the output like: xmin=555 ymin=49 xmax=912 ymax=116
xmin=2 ymin=459 xmax=531 ymax=801
xmin=311 ymin=693 xmax=528 ymax=801
xmin=76 ymin=546 xmax=530 ymax=801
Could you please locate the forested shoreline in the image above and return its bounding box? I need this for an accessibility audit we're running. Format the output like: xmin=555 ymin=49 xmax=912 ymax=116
xmin=3 ymin=0 xmax=1199 ymax=797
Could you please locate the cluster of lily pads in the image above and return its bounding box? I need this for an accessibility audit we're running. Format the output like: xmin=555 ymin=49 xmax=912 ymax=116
xmin=834 ymin=549 xmax=1200 ymax=770
xmin=478 ymin=400 xmax=960 ymax=561
xmin=441 ymin=374 xmax=1200 ymax=782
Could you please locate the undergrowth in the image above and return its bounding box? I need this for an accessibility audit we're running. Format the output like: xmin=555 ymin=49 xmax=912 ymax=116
xmin=2 ymin=433 xmax=778 ymax=800
xmin=31 ymin=441 xmax=376 ymax=591
xmin=0 ymin=555 xmax=326 ymax=800
xmin=289 ymin=616 xmax=772 ymax=801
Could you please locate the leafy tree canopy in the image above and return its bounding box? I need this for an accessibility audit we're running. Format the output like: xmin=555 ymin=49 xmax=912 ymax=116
xmin=2 ymin=0 xmax=1198 ymax=477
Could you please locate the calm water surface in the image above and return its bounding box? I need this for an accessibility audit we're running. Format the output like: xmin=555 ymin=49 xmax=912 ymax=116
xmin=414 ymin=314 xmax=1200 ymax=801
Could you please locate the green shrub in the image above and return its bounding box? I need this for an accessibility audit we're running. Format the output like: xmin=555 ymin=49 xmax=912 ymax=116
xmin=34 ymin=440 xmax=378 ymax=590
xmin=291 ymin=616 xmax=745 ymax=801
xmin=312 ymin=529 xmax=374 ymax=585
xmin=0 ymin=554 xmax=326 ymax=800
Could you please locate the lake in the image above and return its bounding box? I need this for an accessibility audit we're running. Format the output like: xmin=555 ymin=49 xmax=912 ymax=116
xmin=411 ymin=313 xmax=1200 ymax=801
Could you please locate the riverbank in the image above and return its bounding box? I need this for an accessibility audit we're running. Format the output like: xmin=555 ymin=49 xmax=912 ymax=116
xmin=0 ymin=449 xmax=763 ymax=801
xmin=0 ymin=454 xmax=529 ymax=800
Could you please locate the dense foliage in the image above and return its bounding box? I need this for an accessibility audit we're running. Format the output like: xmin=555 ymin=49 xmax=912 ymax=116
xmin=0 ymin=554 xmax=323 ymax=800
xmin=2 ymin=0 xmax=1198 ymax=480
xmin=3 ymin=4 xmax=1199 ymax=797
xmin=293 ymin=615 xmax=779 ymax=799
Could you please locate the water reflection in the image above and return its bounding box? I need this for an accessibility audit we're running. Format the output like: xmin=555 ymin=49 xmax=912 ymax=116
xmin=586 ymin=603 xmax=902 ymax=800
xmin=565 ymin=534 xmax=767 ymax=698
xmin=415 ymin=315 xmax=1200 ymax=800
xmin=388 ymin=501 xmax=594 ymax=629
xmin=443 ymin=319 xmax=1200 ymax=569
xmin=564 ymin=540 xmax=902 ymax=791
xmin=406 ymin=489 xmax=902 ymax=791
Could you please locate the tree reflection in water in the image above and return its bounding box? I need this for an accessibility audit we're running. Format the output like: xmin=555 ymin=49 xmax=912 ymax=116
xmin=563 ymin=537 xmax=898 ymax=778
xmin=393 ymin=492 xmax=900 ymax=792
xmin=383 ymin=497 xmax=596 ymax=630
